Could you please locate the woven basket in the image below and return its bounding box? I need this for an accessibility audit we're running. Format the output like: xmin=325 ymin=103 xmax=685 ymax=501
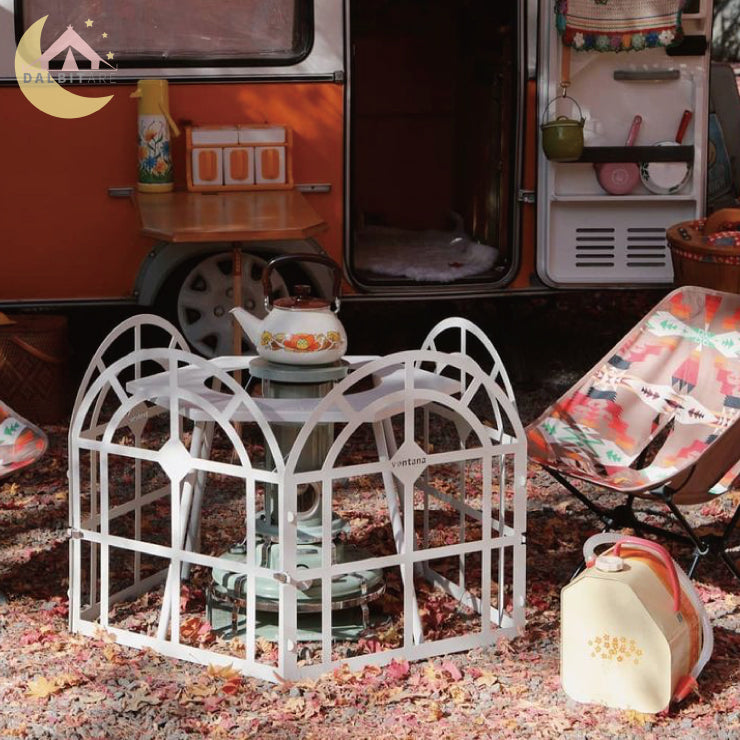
xmin=0 ymin=315 xmax=69 ymax=424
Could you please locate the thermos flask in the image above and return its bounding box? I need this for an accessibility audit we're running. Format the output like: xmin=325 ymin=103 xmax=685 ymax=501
xmin=131 ymin=79 xmax=180 ymax=192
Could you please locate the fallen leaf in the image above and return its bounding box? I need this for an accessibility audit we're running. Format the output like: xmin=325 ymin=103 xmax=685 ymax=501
xmin=386 ymin=658 xmax=410 ymax=682
xmin=26 ymin=676 xmax=62 ymax=699
xmin=442 ymin=660 xmax=463 ymax=681
xmin=121 ymin=688 xmax=161 ymax=713
xmin=475 ymin=669 xmax=499 ymax=687
xmin=206 ymin=663 xmax=241 ymax=680
xmin=449 ymin=684 xmax=469 ymax=706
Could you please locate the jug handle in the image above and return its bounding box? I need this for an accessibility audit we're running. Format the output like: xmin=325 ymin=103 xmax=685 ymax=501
xmin=160 ymin=104 xmax=180 ymax=138
xmin=613 ymin=537 xmax=680 ymax=613
xmin=262 ymin=253 xmax=343 ymax=312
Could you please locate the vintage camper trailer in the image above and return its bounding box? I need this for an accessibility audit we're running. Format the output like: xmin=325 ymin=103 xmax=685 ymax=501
xmin=0 ymin=0 xmax=733 ymax=353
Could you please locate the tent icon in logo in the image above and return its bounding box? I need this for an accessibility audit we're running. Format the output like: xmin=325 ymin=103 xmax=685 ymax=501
xmin=35 ymin=25 xmax=113 ymax=71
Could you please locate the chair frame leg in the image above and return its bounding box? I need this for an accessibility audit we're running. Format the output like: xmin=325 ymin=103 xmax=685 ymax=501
xmin=545 ymin=467 xmax=740 ymax=580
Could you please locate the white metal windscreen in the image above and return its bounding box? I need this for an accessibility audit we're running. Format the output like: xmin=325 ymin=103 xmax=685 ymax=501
xmin=68 ymin=315 xmax=528 ymax=683
xmin=21 ymin=0 xmax=310 ymax=63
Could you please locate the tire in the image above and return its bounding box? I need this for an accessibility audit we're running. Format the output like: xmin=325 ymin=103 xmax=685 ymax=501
xmin=162 ymin=251 xmax=290 ymax=357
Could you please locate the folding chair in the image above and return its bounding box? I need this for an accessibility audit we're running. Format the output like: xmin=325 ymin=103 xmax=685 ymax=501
xmin=526 ymin=286 xmax=740 ymax=579
xmin=0 ymin=400 xmax=47 ymax=480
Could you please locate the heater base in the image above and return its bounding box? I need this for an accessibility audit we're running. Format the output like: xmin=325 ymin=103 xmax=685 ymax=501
xmin=207 ymin=590 xmax=389 ymax=642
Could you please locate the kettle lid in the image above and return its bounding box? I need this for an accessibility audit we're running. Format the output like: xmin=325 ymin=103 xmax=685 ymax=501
xmin=273 ymin=284 xmax=330 ymax=310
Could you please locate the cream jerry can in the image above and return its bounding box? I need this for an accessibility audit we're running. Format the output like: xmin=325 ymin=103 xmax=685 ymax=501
xmin=561 ymin=535 xmax=713 ymax=714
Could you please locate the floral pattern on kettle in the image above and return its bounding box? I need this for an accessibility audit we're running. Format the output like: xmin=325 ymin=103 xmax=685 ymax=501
xmin=260 ymin=331 xmax=343 ymax=353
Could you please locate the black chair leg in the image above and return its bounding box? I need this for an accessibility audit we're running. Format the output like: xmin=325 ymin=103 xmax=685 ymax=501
xmin=569 ymin=558 xmax=587 ymax=582
xmin=546 ymin=467 xmax=740 ymax=582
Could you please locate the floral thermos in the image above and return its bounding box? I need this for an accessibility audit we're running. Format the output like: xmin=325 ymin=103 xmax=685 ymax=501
xmin=131 ymin=80 xmax=180 ymax=192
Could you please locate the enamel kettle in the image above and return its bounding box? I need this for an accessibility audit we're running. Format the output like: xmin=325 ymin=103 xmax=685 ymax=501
xmin=231 ymin=254 xmax=347 ymax=365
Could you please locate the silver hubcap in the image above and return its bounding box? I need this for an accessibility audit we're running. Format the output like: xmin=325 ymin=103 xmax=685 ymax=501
xmin=176 ymin=252 xmax=289 ymax=357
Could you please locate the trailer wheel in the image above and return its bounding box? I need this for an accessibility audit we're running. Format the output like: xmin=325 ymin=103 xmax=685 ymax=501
xmin=172 ymin=251 xmax=289 ymax=357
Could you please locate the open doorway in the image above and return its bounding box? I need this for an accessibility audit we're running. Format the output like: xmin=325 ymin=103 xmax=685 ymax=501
xmin=347 ymin=0 xmax=519 ymax=290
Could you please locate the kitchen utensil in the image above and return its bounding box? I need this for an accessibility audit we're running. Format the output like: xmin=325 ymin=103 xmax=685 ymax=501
xmin=541 ymin=92 xmax=586 ymax=162
xmin=594 ymin=115 xmax=642 ymax=195
xmin=541 ymin=47 xmax=586 ymax=162
xmin=640 ymin=110 xmax=693 ymax=195
xmin=231 ymin=253 xmax=347 ymax=365
xmin=561 ymin=533 xmax=713 ymax=714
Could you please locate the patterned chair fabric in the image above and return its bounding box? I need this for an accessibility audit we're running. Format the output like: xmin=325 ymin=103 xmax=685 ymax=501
xmin=0 ymin=400 xmax=47 ymax=480
xmin=528 ymin=287 xmax=740 ymax=502
xmin=526 ymin=286 xmax=740 ymax=577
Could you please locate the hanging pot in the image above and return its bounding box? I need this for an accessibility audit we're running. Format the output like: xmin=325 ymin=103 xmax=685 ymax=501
xmin=541 ymin=92 xmax=585 ymax=162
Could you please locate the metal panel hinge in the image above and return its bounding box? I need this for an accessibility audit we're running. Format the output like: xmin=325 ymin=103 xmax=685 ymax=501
xmin=296 ymin=183 xmax=332 ymax=194
xmin=68 ymin=528 xmax=83 ymax=540
xmin=108 ymin=187 xmax=135 ymax=198
xmin=518 ymin=189 xmax=536 ymax=205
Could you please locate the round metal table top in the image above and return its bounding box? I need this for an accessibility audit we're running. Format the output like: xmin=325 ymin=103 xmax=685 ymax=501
xmin=248 ymin=357 xmax=349 ymax=383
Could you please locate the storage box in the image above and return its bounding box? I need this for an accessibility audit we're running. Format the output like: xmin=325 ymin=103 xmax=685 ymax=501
xmin=0 ymin=315 xmax=69 ymax=424
xmin=186 ymin=124 xmax=293 ymax=192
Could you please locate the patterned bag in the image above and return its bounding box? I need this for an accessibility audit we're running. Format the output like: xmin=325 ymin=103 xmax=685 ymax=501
xmin=556 ymin=0 xmax=684 ymax=52
xmin=0 ymin=400 xmax=47 ymax=480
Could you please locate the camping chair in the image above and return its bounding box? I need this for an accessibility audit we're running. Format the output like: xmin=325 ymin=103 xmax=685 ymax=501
xmin=0 ymin=400 xmax=47 ymax=480
xmin=526 ymin=286 xmax=740 ymax=579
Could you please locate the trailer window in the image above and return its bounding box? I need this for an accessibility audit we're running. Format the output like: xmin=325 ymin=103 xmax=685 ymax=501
xmin=18 ymin=0 xmax=313 ymax=68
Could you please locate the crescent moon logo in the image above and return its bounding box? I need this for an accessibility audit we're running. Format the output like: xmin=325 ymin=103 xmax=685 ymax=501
xmin=15 ymin=16 xmax=113 ymax=119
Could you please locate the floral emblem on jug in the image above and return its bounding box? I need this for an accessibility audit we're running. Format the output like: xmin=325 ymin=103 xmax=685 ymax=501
xmin=138 ymin=117 xmax=173 ymax=184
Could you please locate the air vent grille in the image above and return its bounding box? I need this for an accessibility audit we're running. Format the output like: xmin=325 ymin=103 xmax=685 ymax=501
xmin=626 ymin=227 xmax=668 ymax=268
xmin=575 ymin=227 xmax=615 ymax=267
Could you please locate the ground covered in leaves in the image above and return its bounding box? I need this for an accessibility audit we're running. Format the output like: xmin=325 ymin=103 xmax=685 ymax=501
xmin=0 ymin=290 xmax=738 ymax=739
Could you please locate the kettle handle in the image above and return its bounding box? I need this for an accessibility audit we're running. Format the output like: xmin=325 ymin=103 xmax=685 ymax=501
xmin=613 ymin=537 xmax=681 ymax=613
xmin=262 ymin=253 xmax=343 ymax=312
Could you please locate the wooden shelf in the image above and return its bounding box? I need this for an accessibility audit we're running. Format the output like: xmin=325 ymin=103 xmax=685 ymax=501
xmin=573 ymin=146 xmax=694 ymax=164
xmin=135 ymin=190 xmax=328 ymax=243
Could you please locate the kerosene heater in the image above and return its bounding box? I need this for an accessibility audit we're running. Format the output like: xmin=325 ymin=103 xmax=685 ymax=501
xmin=207 ymin=255 xmax=384 ymax=641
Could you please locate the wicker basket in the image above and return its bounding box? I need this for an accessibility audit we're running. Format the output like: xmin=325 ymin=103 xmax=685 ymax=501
xmin=667 ymin=210 xmax=740 ymax=293
xmin=0 ymin=315 xmax=69 ymax=424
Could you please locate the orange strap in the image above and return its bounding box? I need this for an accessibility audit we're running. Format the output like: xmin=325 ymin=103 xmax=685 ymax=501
xmin=561 ymin=44 xmax=572 ymax=89
xmin=620 ymin=548 xmax=701 ymax=674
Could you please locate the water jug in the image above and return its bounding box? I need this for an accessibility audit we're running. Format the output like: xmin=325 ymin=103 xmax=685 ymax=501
xmin=561 ymin=534 xmax=712 ymax=714
xmin=131 ymin=79 xmax=180 ymax=192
